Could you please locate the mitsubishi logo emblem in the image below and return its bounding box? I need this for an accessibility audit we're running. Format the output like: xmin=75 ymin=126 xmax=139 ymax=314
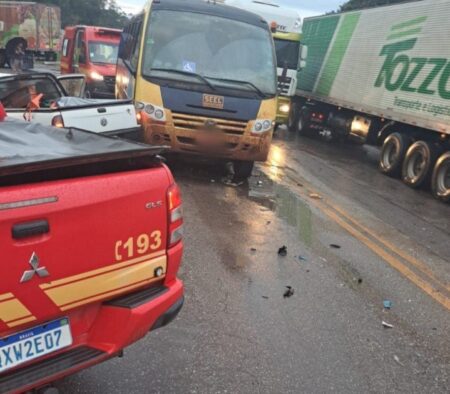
xmin=20 ymin=252 xmax=50 ymax=283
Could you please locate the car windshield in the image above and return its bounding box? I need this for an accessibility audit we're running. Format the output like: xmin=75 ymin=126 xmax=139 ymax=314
xmin=89 ymin=42 xmax=119 ymax=64
xmin=274 ymin=38 xmax=299 ymax=70
xmin=142 ymin=10 xmax=277 ymax=96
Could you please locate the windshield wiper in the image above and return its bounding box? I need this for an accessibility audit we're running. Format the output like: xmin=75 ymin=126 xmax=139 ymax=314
xmin=149 ymin=68 xmax=216 ymax=91
xmin=204 ymin=77 xmax=269 ymax=98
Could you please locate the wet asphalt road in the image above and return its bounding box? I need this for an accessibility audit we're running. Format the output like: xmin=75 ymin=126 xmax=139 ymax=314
xmin=56 ymin=128 xmax=450 ymax=393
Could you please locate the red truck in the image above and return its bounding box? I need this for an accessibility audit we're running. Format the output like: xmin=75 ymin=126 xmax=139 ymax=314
xmin=0 ymin=1 xmax=61 ymax=67
xmin=0 ymin=119 xmax=184 ymax=393
xmin=60 ymin=26 xmax=121 ymax=98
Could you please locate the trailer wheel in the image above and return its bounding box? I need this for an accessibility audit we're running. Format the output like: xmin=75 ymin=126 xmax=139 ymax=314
xmin=297 ymin=114 xmax=311 ymax=135
xmin=379 ymin=132 xmax=412 ymax=177
xmin=402 ymin=140 xmax=439 ymax=188
xmin=288 ymin=105 xmax=298 ymax=132
xmin=431 ymin=151 xmax=450 ymax=203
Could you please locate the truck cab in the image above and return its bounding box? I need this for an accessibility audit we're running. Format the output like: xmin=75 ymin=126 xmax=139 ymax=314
xmin=61 ymin=26 xmax=121 ymax=98
xmin=222 ymin=0 xmax=304 ymax=126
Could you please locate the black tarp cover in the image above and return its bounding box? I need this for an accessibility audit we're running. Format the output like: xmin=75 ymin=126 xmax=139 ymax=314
xmin=0 ymin=120 xmax=160 ymax=177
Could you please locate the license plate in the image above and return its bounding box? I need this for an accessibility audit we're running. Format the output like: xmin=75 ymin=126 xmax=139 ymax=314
xmin=0 ymin=318 xmax=72 ymax=373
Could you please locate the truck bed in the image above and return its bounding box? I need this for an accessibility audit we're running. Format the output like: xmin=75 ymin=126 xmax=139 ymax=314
xmin=0 ymin=120 xmax=163 ymax=181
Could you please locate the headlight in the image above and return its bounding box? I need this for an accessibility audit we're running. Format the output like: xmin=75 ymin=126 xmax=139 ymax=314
xmin=252 ymin=119 xmax=273 ymax=134
xmin=279 ymin=103 xmax=290 ymax=113
xmin=143 ymin=102 xmax=166 ymax=122
xmin=90 ymin=71 xmax=104 ymax=81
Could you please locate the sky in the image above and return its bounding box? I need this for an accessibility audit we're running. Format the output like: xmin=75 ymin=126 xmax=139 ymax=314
xmin=117 ymin=0 xmax=344 ymax=17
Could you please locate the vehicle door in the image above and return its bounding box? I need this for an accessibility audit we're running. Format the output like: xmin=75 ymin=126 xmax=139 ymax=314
xmin=57 ymin=74 xmax=87 ymax=97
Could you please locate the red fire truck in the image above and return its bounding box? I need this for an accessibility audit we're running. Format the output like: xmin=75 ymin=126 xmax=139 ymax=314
xmin=61 ymin=26 xmax=121 ymax=98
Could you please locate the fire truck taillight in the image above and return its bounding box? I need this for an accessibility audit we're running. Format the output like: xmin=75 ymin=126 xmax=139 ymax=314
xmin=167 ymin=183 xmax=183 ymax=247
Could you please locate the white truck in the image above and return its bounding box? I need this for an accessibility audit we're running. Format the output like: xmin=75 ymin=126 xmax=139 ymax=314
xmin=0 ymin=72 xmax=141 ymax=139
xmin=222 ymin=0 xmax=305 ymax=126
xmin=290 ymin=0 xmax=450 ymax=203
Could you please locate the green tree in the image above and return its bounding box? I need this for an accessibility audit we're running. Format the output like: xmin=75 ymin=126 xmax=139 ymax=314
xmin=339 ymin=0 xmax=421 ymax=12
xmin=34 ymin=0 xmax=128 ymax=28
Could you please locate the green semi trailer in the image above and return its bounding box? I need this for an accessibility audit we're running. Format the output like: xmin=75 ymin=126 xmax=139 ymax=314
xmin=290 ymin=0 xmax=450 ymax=203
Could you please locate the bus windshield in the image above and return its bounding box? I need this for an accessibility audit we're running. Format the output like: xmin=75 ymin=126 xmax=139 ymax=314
xmin=142 ymin=10 xmax=277 ymax=96
xmin=274 ymin=38 xmax=299 ymax=70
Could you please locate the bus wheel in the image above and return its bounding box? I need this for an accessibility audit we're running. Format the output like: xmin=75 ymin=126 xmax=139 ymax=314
xmin=233 ymin=160 xmax=254 ymax=180
xmin=402 ymin=140 xmax=439 ymax=189
xmin=431 ymin=151 xmax=450 ymax=202
xmin=379 ymin=132 xmax=412 ymax=177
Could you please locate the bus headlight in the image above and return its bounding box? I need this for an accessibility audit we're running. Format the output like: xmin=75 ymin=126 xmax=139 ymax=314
xmin=252 ymin=119 xmax=273 ymax=134
xmin=279 ymin=103 xmax=290 ymax=113
xmin=143 ymin=103 xmax=166 ymax=122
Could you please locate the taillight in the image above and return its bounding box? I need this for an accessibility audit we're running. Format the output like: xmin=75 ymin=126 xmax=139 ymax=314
xmin=167 ymin=183 xmax=183 ymax=248
xmin=52 ymin=115 xmax=64 ymax=128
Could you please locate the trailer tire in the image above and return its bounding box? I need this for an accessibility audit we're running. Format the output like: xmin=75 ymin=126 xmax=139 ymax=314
xmin=402 ymin=140 xmax=439 ymax=189
xmin=297 ymin=114 xmax=311 ymax=135
xmin=379 ymin=132 xmax=412 ymax=177
xmin=233 ymin=160 xmax=254 ymax=180
xmin=288 ymin=105 xmax=298 ymax=132
xmin=431 ymin=151 xmax=450 ymax=203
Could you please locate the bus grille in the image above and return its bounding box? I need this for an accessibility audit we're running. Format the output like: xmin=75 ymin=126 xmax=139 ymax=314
xmin=172 ymin=113 xmax=247 ymax=135
xmin=277 ymin=76 xmax=292 ymax=95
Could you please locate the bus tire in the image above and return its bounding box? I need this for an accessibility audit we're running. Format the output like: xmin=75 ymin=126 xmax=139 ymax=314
xmin=379 ymin=132 xmax=412 ymax=177
xmin=233 ymin=160 xmax=254 ymax=180
xmin=402 ymin=140 xmax=439 ymax=189
xmin=431 ymin=151 xmax=450 ymax=203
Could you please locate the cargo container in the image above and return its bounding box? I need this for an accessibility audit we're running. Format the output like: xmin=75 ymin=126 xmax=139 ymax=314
xmin=0 ymin=1 xmax=61 ymax=67
xmin=290 ymin=0 xmax=450 ymax=202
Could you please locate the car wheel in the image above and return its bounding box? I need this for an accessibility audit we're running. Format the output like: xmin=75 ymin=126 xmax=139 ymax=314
xmin=431 ymin=151 xmax=450 ymax=202
xmin=379 ymin=132 xmax=412 ymax=177
xmin=402 ymin=140 xmax=439 ymax=188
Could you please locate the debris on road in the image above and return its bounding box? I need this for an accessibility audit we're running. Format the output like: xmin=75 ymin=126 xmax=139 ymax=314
xmin=383 ymin=300 xmax=393 ymax=309
xmin=394 ymin=355 xmax=404 ymax=366
xmin=210 ymin=179 xmax=216 ymax=183
xmin=298 ymin=255 xmax=307 ymax=261
xmin=330 ymin=244 xmax=341 ymax=249
xmin=283 ymin=286 xmax=294 ymax=298
xmin=257 ymin=180 xmax=263 ymax=187
xmin=262 ymin=296 xmax=269 ymax=300
xmin=382 ymin=321 xmax=394 ymax=329
xmin=250 ymin=248 xmax=257 ymax=252
xmin=278 ymin=246 xmax=287 ymax=256
xmin=309 ymin=193 xmax=322 ymax=200
xmin=358 ymin=278 xmax=363 ymax=284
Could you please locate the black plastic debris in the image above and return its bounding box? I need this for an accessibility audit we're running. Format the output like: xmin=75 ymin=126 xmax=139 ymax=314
xmin=278 ymin=246 xmax=287 ymax=257
xmin=250 ymin=248 xmax=257 ymax=252
xmin=283 ymin=286 xmax=294 ymax=298
xmin=330 ymin=244 xmax=341 ymax=249
xmin=262 ymin=296 xmax=269 ymax=300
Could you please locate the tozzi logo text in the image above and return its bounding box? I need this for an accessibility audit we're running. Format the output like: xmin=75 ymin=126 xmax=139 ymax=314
xmin=374 ymin=16 xmax=450 ymax=100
